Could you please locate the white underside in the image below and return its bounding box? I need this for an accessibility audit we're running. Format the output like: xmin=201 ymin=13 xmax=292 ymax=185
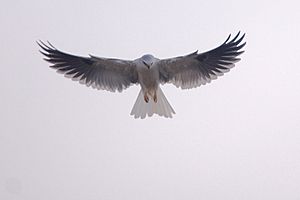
xmin=130 ymin=87 xmax=175 ymax=119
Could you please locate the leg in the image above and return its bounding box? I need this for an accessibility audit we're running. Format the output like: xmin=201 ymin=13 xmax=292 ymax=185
xmin=153 ymin=92 xmax=157 ymax=103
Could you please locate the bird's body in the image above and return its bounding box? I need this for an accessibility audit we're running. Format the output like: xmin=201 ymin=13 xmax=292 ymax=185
xmin=38 ymin=32 xmax=246 ymax=119
xmin=135 ymin=55 xmax=159 ymax=102
xmin=131 ymin=54 xmax=175 ymax=118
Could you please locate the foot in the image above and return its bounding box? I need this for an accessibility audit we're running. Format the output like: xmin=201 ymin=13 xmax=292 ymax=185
xmin=144 ymin=94 xmax=149 ymax=103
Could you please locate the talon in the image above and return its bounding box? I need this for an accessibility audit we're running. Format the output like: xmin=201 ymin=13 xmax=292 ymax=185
xmin=144 ymin=94 xmax=149 ymax=103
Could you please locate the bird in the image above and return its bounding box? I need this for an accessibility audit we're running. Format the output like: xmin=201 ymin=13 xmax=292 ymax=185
xmin=38 ymin=32 xmax=246 ymax=119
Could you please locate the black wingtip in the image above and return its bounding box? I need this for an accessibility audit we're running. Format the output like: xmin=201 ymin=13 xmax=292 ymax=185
xmin=37 ymin=41 xmax=50 ymax=57
xmin=234 ymin=33 xmax=246 ymax=45
xmin=238 ymin=42 xmax=247 ymax=50
xmin=46 ymin=41 xmax=56 ymax=49
xmin=36 ymin=40 xmax=45 ymax=49
xmin=223 ymin=34 xmax=231 ymax=44
xmin=37 ymin=40 xmax=57 ymax=51
xmin=223 ymin=31 xmax=246 ymax=47
xmin=231 ymin=31 xmax=241 ymax=43
xmin=39 ymin=50 xmax=49 ymax=57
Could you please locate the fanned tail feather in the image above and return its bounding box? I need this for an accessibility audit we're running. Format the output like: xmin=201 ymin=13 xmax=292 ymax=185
xmin=130 ymin=87 xmax=175 ymax=119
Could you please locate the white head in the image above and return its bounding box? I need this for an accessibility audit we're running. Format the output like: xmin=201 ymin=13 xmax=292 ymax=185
xmin=141 ymin=54 xmax=156 ymax=69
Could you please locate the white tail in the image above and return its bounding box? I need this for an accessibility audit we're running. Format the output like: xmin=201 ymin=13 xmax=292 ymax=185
xmin=130 ymin=87 xmax=175 ymax=119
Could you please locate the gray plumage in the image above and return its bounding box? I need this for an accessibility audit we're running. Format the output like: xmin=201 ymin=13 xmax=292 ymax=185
xmin=38 ymin=32 xmax=246 ymax=118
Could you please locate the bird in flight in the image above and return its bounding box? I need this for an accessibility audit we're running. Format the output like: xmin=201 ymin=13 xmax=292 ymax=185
xmin=38 ymin=32 xmax=246 ymax=119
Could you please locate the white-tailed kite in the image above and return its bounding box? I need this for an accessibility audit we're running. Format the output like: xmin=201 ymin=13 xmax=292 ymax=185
xmin=38 ymin=32 xmax=246 ymax=119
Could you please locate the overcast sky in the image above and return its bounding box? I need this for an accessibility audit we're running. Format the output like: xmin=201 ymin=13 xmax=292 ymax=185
xmin=1 ymin=0 xmax=300 ymax=199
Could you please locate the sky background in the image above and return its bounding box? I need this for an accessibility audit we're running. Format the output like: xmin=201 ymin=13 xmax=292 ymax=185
xmin=1 ymin=0 xmax=300 ymax=199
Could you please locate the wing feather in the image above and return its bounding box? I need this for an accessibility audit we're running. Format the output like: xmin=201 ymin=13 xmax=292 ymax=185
xmin=38 ymin=41 xmax=138 ymax=92
xmin=158 ymin=32 xmax=246 ymax=89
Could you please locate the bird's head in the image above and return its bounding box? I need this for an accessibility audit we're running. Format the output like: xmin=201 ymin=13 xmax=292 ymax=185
xmin=141 ymin=54 xmax=155 ymax=69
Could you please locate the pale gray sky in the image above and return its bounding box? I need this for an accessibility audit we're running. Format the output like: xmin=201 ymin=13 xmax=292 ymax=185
xmin=1 ymin=0 xmax=300 ymax=199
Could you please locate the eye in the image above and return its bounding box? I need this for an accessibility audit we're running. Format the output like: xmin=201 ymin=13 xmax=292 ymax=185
xmin=143 ymin=61 xmax=150 ymax=68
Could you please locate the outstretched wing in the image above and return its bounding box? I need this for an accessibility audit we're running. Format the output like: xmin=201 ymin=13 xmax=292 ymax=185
xmin=157 ymin=32 xmax=246 ymax=89
xmin=38 ymin=41 xmax=138 ymax=92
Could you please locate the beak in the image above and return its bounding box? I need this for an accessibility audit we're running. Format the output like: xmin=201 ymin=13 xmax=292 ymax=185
xmin=143 ymin=61 xmax=150 ymax=69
